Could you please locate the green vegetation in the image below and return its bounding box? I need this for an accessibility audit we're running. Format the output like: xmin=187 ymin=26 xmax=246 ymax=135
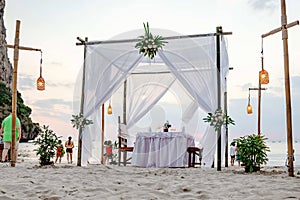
xmin=34 ymin=125 xmax=61 ymax=166
xmin=0 ymin=82 xmax=40 ymax=141
xmin=234 ymin=134 xmax=270 ymax=173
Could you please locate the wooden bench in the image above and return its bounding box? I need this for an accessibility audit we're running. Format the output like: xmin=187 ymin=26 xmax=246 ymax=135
xmin=187 ymin=147 xmax=203 ymax=167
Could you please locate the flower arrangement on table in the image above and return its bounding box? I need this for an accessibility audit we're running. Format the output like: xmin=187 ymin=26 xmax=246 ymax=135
xmin=163 ymin=120 xmax=171 ymax=132
xmin=203 ymin=108 xmax=235 ymax=131
xmin=70 ymin=113 xmax=93 ymax=130
xmin=135 ymin=22 xmax=167 ymax=60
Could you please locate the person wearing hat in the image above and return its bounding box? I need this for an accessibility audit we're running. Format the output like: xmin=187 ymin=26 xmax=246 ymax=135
xmin=65 ymin=136 xmax=74 ymax=164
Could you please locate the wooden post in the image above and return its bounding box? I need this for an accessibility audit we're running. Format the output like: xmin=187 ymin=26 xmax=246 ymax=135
xmin=249 ymin=87 xmax=267 ymax=135
xmin=77 ymin=37 xmax=88 ymax=166
xmin=257 ymin=74 xmax=262 ymax=136
xmin=6 ymin=20 xmax=43 ymax=167
xmin=261 ymin=0 xmax=299 ymax=177
xmin=281 ymin=0 xmax=294 ymax=177
xmin=123 ymin=80 xmax=127 ymax=125
xmin=224 ymin=82 xmax=228 ymax=167
xmin=10 ymin=20 xmax=21 ymax=167
xmin=216 ymin=26 xmax=222 ymax=171
xmin=101 ymin=103 xmax=104 ymax=164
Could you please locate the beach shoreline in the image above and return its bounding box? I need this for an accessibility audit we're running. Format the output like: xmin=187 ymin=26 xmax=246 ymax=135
xmin=1 ymin=157 xmax=300 ymax=200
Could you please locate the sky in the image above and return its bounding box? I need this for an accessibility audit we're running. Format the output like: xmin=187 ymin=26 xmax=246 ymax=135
xmin=3 ymin=0 xmax=300 ymax=143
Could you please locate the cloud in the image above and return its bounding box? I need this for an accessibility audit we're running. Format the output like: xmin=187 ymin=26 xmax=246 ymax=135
xmin=18 ymin=74 xmax=36 ymax=91
xmin=45 ymin=80 xmax=74 ymax=88
xmin=241 ymin=82 xmax=254 ymax=91
xmin=291 ymin=76 xmax=300 ymax=95
xmin=49 ymin=61 xmax=63 ymax=66
xmin=19 ymin=74 xmax=74 ymax=90
xmin=228 ymin=86 xmax=300 ymax=141
xmin=33 ymin=98 xmax=71 ymax=108
xmin=248 ymin=0 xmax=278 ymax=11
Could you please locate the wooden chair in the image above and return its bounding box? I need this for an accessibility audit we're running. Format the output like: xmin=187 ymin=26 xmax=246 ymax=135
xmin=187 ymin=147 xmax=203 ymax=167
xmin=117 ymin=116 xmax=134 ymax=166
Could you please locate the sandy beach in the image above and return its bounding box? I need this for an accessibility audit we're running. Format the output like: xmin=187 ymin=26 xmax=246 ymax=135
xmin=1 ymin=155 xmax=300 ymax=200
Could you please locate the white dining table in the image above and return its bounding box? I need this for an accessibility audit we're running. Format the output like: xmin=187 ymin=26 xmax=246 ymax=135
xmin=132 ymin=132 xmax=195 ymax=168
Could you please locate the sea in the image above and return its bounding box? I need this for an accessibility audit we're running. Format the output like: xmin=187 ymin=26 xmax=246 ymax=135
xmin=18 ymin=141 xmax=300 ymax=167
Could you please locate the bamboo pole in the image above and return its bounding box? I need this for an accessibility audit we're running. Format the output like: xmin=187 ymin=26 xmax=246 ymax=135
xmin=249 ymin=87 xmax=267 ymax=135
xmin=6 ymin=44 xmax=41 ymax=52
xmin=216 ymin=26 xmax=222 ymax=171
xmin=77 ymin=37 xmax=88 ymax=166
xmin=123 ymin=80 xmax=127 ymax=125
xmin=75 ymin=32 xmax=232 ymax=46
xmin=260 ymin=0 xmax=298 ymax=177
xmin=6 ymin=20 xmax=43 ymax=167
xmin=10 ymin=20 xmax=21 ymax=167
xmin=224 ymin=82 xmax=228 ymax=168
xmin=101 ymin=104 xmax=104 ymax=164
xmin=281 ymin=0 xmax=294 ymax=177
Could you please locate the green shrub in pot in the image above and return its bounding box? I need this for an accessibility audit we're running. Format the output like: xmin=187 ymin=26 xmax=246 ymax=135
xmin=234 ymin=134 xmax=270 ymax=173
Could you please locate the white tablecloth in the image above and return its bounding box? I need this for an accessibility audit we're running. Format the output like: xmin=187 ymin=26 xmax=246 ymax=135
xmin=132 ymin=132 xmax=195 ymax=168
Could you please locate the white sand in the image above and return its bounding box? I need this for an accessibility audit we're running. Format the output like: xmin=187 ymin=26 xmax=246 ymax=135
xmin=1 ymin=156 xmax=300 ymax=200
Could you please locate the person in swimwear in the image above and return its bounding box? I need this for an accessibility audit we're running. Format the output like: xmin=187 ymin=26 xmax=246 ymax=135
xmin=55 ymin=140 xmax=64 ymax=163
xmin=65 ymin=136 xmax=74 ymax=164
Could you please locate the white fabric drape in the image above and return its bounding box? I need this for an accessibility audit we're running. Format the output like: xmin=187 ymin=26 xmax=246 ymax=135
xmin=80 ymin=29 xmax=229 ymax=167
xmin=126 ymin=70 xmax=176 ymax=129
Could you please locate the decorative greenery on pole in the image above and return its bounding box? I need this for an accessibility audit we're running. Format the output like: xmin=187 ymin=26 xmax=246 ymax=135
xmin=135 ymin=22 xmax=167 ymax=59
xmin=203 ymin=108 xmax=235 ymax=131
xmin=71 ymin=113 xmax=93 ymax=130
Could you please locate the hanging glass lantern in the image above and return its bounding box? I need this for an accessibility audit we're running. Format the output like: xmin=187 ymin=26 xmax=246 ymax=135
xmin=37 ymin=76 xmax=45 ymax=90
xmin=37 ymin=52 xmax=45 ymax=90
xmin=247 ymin=90 xmax=253 ymax=114
xmin=259 ymin=68 xmax=269 ymax=84
xmin=107 ymin=100 xmax=112 ymax=115
xmin=247 ymin=104 xmax=253 ymax=114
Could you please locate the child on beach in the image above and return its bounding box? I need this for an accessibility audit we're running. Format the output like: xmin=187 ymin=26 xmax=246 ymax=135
xmin=55 ymin=140 xmax=64 ymax=163
xmin=230 ymin=142 xmax=236 ymax=166
xmin=104 ymin=140 xmax=113 ymax=165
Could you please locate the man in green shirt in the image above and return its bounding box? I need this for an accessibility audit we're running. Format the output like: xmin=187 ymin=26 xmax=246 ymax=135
xmin=0 ymin=114 xmax=21 ymax=162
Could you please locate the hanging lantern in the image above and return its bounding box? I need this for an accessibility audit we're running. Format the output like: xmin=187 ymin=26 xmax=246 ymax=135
xmin=37 ymin=76 xmax=45 ymax=90
xmin=259 ymin=68 xmax=269 ymax=84
xmin=107 ymin=100 xmax=112 ymax=115
xmin=37 ymin=52 xmax=45 ymax=90
xmin=247 ymin=104 xmax=253 ymax=114
xmin=247 ymin=90 xmax=252 ymax=114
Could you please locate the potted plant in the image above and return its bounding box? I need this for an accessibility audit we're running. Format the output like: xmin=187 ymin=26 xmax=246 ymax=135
xmin=34 ymin=125 xmax=60 ymax=166
xmin=233 ymin=134 xmax=270 ymax=173
xmin=163 ymin=120 xmax=171 ymax=132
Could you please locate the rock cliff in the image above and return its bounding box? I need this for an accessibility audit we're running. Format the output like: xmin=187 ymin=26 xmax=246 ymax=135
xmin=0 ymin=0 xmax=40 ymax=141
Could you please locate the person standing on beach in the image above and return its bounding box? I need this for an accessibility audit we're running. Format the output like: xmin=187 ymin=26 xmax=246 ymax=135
xmin=0 ymin=114 xmax=21 ymax=162
xmin=55 ymin=140 xmax=64 ymax=163
xmin=235 ymin=144 xmax=241 ymax=167
xmin=65 ymin=136 xmax=74 ymax=164
xmin=230 ymin=142 xmax=236 ymax=166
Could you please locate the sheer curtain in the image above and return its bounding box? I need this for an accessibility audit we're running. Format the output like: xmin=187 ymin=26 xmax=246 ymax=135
xmin=126 ymin=72 xmax=176 ymax=129
xmin=80 ymin=29 xmax=229 ymax=166
xmin=158 ymin=36 xmax=219 ymax=167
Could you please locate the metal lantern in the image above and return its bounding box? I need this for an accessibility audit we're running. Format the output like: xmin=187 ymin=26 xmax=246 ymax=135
xmin=37 ymin=52 xmax=45 ymax=90
xmin=37 ymin=76 xmax=45 ymax=90
xmin=259 ymin=68 xmax=269 ymax=84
